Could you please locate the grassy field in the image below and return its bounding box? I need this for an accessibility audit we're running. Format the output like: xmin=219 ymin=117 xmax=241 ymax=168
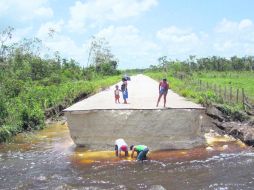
xmin=193 ymin=71 xmax=254 ymax=101
xmin=145 ymin=71 xmax=253 ymax=121
xmin=145 ymin=71 xmax=254 ymax=102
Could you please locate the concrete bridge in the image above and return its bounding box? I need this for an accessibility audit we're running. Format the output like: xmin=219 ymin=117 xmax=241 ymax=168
xmin=64 ymin=74 xmax=209 ymax=150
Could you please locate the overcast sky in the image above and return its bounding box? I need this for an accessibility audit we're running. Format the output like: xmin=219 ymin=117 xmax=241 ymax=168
xmin=1 ymin=0 xmax=254 ymax=69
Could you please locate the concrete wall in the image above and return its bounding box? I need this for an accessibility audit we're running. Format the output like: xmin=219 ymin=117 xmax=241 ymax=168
xmin=65 ymin=109 xmax=208 ymax=150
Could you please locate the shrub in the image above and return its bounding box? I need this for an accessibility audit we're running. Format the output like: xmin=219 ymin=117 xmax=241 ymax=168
xmin=0 ymin=97 xmax=8 ymax=125
xmin=21 ymin=104 xmax=44 ymax=130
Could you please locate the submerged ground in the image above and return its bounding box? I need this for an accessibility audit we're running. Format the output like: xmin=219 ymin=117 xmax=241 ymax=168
xmin=0 ymin=123 xmax=254 ymax=190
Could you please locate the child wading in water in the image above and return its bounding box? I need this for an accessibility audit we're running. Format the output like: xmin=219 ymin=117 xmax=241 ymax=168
xmin=114 ymin=85 xmax=120 ymax=103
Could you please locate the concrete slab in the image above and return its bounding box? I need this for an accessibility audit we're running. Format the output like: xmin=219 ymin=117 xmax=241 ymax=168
xmin=64 ymin=74 xmax=204 ymax=111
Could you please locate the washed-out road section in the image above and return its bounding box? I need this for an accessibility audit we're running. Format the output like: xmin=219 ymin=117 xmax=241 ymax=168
xmin=64 ymin=74 xmax=209 ymax=150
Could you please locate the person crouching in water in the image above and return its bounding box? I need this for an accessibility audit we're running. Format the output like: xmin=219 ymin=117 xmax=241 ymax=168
xmin=130 ymin=145 xmax=149 ymax=161
xmin=114 ymin=85 xmax=120 ymax=103
xmin=115 ymin=138 xmax=128 ymax=157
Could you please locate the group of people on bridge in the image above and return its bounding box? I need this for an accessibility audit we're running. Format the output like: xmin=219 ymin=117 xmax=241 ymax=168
xmin=114 ymin=77 xmax=128 ymax=104
xmin=114 ymin=77 xmax=170 ymax=107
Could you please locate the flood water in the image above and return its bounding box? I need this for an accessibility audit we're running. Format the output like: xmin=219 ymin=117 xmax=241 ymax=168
xmin=0 ymin=123 xmax=254 ymax=190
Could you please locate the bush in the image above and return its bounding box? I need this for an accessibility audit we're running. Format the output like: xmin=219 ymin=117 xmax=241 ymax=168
xmin=3 ymin=79 xmax=25 ymax=98
xmin=21 ymin=105 xmax=44 ymax=130
xmin=0 ymin=124 xmax=22 ymax=143
xmin=0 ymin=96 xmax=8 ymax=125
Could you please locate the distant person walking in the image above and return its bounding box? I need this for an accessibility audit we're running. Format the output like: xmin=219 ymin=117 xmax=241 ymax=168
xmin=156 ymin=78 xmax=169 ymax=107
xmin=130 ymin=145 xmax=149 ymax=161
xmin=114 ymin=85 xmax=120 ymax=103
xmin=115 ymin=138 xmax=128 ymax=157
xmin=121 ymin=77 xmax=128 ymax=104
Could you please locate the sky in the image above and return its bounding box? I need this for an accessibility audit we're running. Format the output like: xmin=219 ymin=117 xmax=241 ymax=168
xmin=1 ymin=0 xmax=254 ymax=69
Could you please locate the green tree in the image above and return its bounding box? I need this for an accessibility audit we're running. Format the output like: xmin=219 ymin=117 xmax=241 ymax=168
xmin=86 ymin=36 xmax=119 ymax=76
xmin=0 ymin=93 xmax=8 ymax=126
xmin=0 ymin=26 xmax=14 ymax=62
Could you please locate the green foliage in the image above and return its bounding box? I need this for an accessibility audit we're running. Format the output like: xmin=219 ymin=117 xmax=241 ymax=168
xmin=2 ymin=79 xmax=25 ymax=98
xmin=0 ymin=125 xmax=14 ymax=142
xmin=0 ymin=75 xmax=120 ymax=142
xmin=20 ymin=104 xmax=44 ymax=130
xmin=145 ymin=54 xmax=254 ymax=106
xmin=145 ymin=71 xmax=250 ymax=121
xmin=194 ymin=71 xmax=254 ymax=99
xmin=218 ymin=104 xmax=249 ymax=122
xmin=148 ymin=55 xmax=254 ymax=74
xmin=0 ymin=27 xmax=121 ymax=142
xmin=0 ymin=95 xmax=8 ymax=125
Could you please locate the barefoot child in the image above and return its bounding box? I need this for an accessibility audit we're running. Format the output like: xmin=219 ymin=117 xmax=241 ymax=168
xmin=114 ymin=85 xmax=120 ymax=103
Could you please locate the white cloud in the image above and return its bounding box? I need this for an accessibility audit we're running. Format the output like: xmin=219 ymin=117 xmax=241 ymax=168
xmin=35 ymin=21 xmax=87 ymax=62
xmin=11 ymin=27 xmax=34 ymax=42
xmin=33 ymin=7 xmax=54 ymax=18
xmin=37 ymin=20 xmax=65 ymax=39
xmin=95 ymin=25 xmax=159 ymax=68
xmin=36 ymin=23 xmax=86 ymax=64
xmin=35 ymin=24 xmax=160 ymax=68
xmin=156 ymin=26 xmax=205 ymax=57
xmin=45 ymin=36 xmax=86 ymax=61
xmin=0 ymin=0 xmax=53 ymax=20
xmin=239 ymin=19 xmax=253 ymax=30
xmin=215 ymin=18 xmax=237 ymax=33
xmin=68 ymin=0 xmax=158 ymax=32
xmin=0 ymin=1 xmax=8 ymax=13
xmin=213 ymin=18 xmax=254 ymax=54
xmin=156 ymin=26 xmax=200 ymax=44
xmin=215 ymin=18 xmax=253 ymax=33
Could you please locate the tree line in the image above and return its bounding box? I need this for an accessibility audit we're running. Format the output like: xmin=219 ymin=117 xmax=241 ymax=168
xmin=149 ymin=55 xmax=254 ymax=73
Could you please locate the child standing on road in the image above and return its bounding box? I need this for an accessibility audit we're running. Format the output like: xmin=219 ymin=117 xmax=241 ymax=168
xmin=114 ymin=85 xmax=120 ymax=103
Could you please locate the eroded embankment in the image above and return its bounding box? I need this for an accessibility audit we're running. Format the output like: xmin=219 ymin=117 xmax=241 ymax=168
xmin=65 ymin=108 xmax=210 ymax=150
xmin=45 ymin=92 xmax=89 ymax=119
xmin=206 ymin=105 xmax=254 ymax=146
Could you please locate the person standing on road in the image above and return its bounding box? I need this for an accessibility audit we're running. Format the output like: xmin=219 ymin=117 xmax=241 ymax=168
xmin=114 ymin=85 xmax=120 ymax=103
xmin=121 ymin=77 xmax=128 ymax=104
xmin=156 ymin=78 xmax=169 ymax=108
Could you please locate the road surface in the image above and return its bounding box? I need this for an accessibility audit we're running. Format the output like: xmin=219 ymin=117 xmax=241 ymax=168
xmin=64 ymin=74 xmax=203 ymax=111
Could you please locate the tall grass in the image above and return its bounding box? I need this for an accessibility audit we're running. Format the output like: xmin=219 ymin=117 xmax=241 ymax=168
xmin=0 ymin=75 xmax=120 ymax=142
xmin=145 ymin=71 xmax=250 ymax=121
xmin=194 ymin=71 xmax=254 ymax=102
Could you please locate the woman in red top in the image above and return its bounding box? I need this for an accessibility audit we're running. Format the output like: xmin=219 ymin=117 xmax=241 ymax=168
xmin=156 ymin=78 xmax=169 ymax=108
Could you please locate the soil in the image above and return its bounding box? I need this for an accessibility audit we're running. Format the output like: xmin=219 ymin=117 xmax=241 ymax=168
xmin=206 ymin=104 xmax=254 ymax=146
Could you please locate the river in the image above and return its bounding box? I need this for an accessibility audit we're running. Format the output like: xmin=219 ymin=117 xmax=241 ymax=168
xmin=0 ymin=123 xmax=254 ymax=190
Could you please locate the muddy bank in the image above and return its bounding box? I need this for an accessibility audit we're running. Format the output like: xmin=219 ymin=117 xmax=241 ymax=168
xmin=206 ymin=104 xmax=254 ymax=146
xmin=44 ymin=92 xmax=89 ymax=119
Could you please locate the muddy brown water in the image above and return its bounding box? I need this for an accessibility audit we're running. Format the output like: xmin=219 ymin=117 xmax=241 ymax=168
xmin=0 ymin=123 xmax=254 ymax=190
